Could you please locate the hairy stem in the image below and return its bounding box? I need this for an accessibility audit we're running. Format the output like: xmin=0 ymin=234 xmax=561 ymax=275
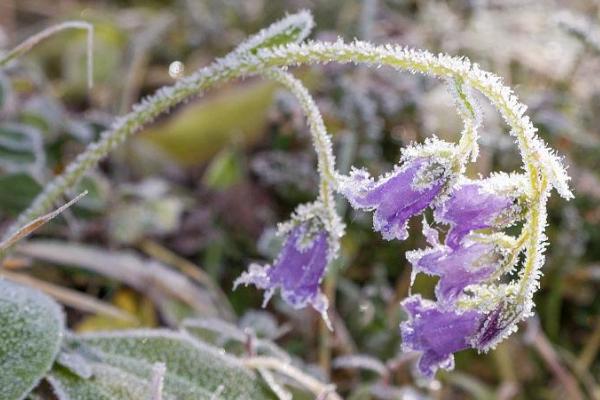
xmin=261 ymin=68 xmax=339 ymax=233
xmin=4 ymin=41 xmax=560 ymax=317
xmin=451 ymin=77 xmax=480 ymax=163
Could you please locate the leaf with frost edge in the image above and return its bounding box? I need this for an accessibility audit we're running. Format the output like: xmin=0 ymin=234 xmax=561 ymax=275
xmin=0 ymin=279 xmax=64 ymax=400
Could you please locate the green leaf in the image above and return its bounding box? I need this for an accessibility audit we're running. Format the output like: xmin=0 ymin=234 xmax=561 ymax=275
xmin=140 ymin=80 xmax=278 ymax=166
xmin=203 ymin=147 xmax=243 ymax=189
xmin=0 ymin=279 xmax=65 ymax=400
xmin=234 ymin=10 xmax=314 ymax=55
xmin=0 ymin=173 xmax=42 ymax=216
xmin=48 ymin=330 xmax=274 ymax=400
xmin=0 ymin=123 xmax=44 ymax=167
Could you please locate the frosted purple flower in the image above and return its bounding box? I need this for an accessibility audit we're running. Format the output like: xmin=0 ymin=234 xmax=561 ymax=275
xmin=434 ymin=179 xmax=523 ymax=249
xmin=234 ymin=223 xmax=331 ymax=324
xmin=407 ymin=241 xmax=506 ymax=304
xmin=400 ymin=295 xmax=483 ymax=378
xmin=338 ymin=156 xmax=450 ymax=241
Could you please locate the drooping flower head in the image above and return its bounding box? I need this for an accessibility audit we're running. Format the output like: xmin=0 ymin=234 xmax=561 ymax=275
xmin=234 ymin=218 xmax=334 ymax=327
xmin=400 ymin=294 xmax=519 ymax=378
xmin=434 ymin=173 xmax=526 ymax=249
xmin=400 ymin=295 xmax=483 ymax=378
xmin=338 ymin=139 xmax=456 ymax=241
xmin=399 ymin=173 xmax=529 ymax=378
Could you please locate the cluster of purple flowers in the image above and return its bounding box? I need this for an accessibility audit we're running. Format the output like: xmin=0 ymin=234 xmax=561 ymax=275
xmin=236 ymin=139 xmax=528 ymax=378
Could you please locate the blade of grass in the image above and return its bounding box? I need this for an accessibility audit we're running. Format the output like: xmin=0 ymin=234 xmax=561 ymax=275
xmin=0 ymin=191 xmax=87 ymax=258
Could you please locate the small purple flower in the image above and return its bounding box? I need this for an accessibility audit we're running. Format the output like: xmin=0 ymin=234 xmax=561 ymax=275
xmin=434 ymin=179 xmax=523 ymax=249
xmin=338 ymin=157 xmax=450 ymax=241
xmin=400 ymin=295 xmax=483 ymax=378
xmin=407 ymin=241 xmax=506 ymax=304
xmin=234 ymin=223 xmax=331 ymax=324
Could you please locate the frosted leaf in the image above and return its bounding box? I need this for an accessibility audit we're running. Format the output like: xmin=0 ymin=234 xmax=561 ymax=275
xmin=47 ymin=330 xmax=274 ymax=400
xmin=233 ymin=10 xmax=314 ymax=55
xmin=0 ymin=279 xmax=64 ymax=400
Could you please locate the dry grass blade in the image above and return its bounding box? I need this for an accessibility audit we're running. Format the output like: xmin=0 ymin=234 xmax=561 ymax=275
xmin=1 ymin=269 xmax=137 ymax=322
xmin=138 ymin=239 xmax=235 ymax=320
xmin=16 ymin=240 xmax=224 ymax=322
xmin=0 ymin=191 xmax=87 ymax=257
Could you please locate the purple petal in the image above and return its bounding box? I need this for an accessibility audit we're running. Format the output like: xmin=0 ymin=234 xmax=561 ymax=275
xmin=408 ymin=242 xmax=504 ymax=303
xmin=400 ymin=295 xmax=483 ymax=378
xmin=339 ymin=157 xmax=447 ymax=241
xmin=234 ymin=224 xmax=330 ymax=323
xmin=434 ymin=181 xmax=521 ymax=249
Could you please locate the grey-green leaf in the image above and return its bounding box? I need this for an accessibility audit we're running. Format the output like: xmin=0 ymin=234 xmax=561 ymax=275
xmin=0 ymin=279 xmax=65 ymax=400
xmin=48 ymin=330 xmax=274 ymax=400
xmin=0 ymin=173 xmax=42 ymax=216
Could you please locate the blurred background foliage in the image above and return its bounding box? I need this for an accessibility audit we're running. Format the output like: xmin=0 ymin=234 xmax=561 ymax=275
xmin=0 ymin=0 xmax=599 ymax=399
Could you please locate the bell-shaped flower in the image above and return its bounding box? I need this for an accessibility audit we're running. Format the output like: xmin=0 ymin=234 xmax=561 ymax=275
xmin=234 ymin=222 xmax=331 ymax=325
xmin=434 ymin=174 xmax=526 ymax=249
xmin=338 ymin=154 xmax=452 ymax=241
xmin=407 ymin=239 xmax=508 ymax=304
xmin=400 ymin=295 xmax=483 ymax=378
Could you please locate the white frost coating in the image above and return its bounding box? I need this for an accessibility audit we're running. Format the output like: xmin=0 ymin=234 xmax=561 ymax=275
xmin=233 ymin=10 xmax=314 ymax=55
xmin=447 ymin=77 xmax=481 ymax=163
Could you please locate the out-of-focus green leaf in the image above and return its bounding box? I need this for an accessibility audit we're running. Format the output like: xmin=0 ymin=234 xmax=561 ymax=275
xmin=203 ymin=147 xmax=243 ymax=189
xmin=0 ymin=124 xmax=44 ymax=167
xmin=0 ymin=71 xmax=12 ymax=111
xmin=0 ymin=279 xmax=64 ymax=400
xmin=0 ymin=173 xmax=42 ymax=216
xmin=48 ymin=330 xmax=274 ymax=400
xmin=73 ymin=175 xmax=110 ymax=214
xmin=141 ymin=80 xmax=277 ymax=166
xmin=108 ymin=196 xmax=184 ymax=244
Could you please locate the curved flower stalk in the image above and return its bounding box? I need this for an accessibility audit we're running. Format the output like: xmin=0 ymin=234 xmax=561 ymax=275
xmin=235 ymin=68 xmax=343 ymax=327
xmin=2 ymin=10 xmax=571 ymax=381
